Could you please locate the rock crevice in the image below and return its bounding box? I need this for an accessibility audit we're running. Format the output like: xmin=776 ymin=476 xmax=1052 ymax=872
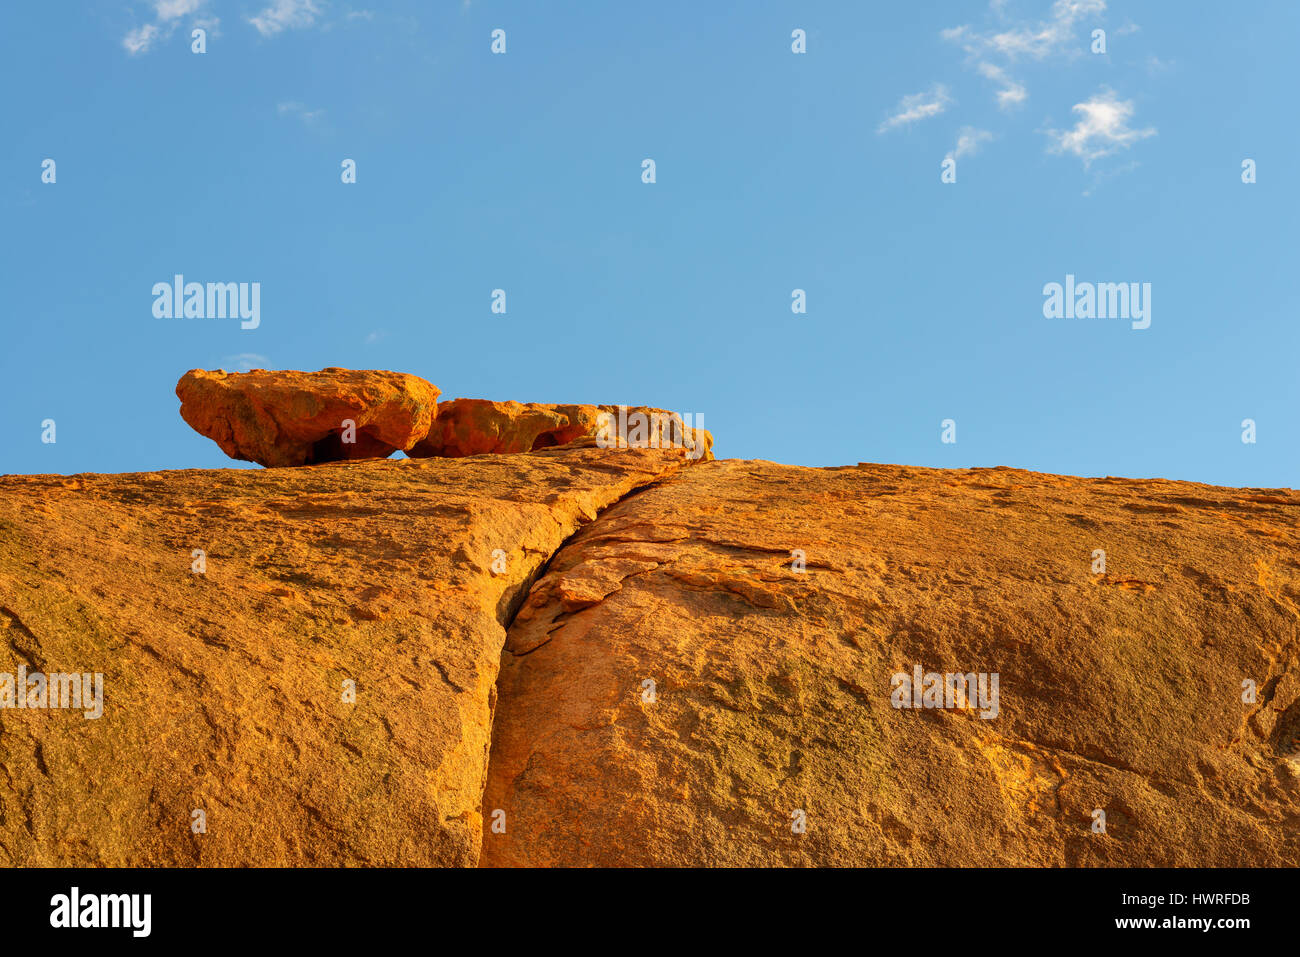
xmin=480 ymin=461 xmax=1300 ymax=867
xmin=0 ymin=444 xmax=695 ymax=865
xmin=1 ymin=438 xmax=1296 ymax=867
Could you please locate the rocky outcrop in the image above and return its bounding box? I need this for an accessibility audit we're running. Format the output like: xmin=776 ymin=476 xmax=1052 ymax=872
xmin=1 ymin=442 xmax=1296 ymax=867
xmin=481 ymin=462 xmax=1300 ymax=866
xmin=176 ymin=371 xmax=714 ymax=468
xmin=176 ymin=368 xmax=440 ymax=467
xmin=408 ymin=399 xmax=713 ymax=461
xmin=0 ymin=444 xmax=692 ymax=865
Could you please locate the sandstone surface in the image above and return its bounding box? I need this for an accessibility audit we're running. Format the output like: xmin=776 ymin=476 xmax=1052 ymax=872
xmin=176 ymin=368 xmax=441 ymax=467
xmin=408 ymin=398 xmax=713 ymax=461
xmin=1 ymin=441 xmax=1296 ymax=867
xmin=0 ymin=444 xmax=691 ymax=865
xmin=482 ymin=461 xmax=1300 ymax=866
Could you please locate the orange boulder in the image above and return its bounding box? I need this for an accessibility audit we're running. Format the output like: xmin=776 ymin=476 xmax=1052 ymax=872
xmin=408 ymin=398 xmax=713 ymax=460
xmin=176 ymin=368 xmax=440 ymax=467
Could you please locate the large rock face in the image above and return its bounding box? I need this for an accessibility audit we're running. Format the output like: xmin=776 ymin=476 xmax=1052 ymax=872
xmin=0 ymin=444 xmax=692 ymax=865
xmin=408 ymin=398 xmax=713 ymax=461
xmin=176 ymin=368 xmax=441 ymax=467
xmin=481 ymin=462 xmax=1300 ymax=866
xmin=1 ymin=447 xmax=1296 ymax=867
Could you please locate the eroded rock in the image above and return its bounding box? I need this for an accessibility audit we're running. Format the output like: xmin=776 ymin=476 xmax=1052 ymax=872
xmin=408 ymin=398 xmax=713 ymax=461
xmin=0 ymin=445 xmax=692 ymax=865
xmin=5 ymin=425 xmax=1296 ymax=868
xmin=481 ymin=462 xmax=1300 ymax=866
xmin=176 ymin=368 xmax=441 ymax=467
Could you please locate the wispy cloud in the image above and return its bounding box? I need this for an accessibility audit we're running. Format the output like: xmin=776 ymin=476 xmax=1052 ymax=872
xmin=248 ymin=0 xmax=323 ymax=37
xmin=223 ymin=353 xmax=271 ymax=373
xmin=944 ymin=0 xmax=1105 ymax=109
xmin=946 ymin=0 xmax=1105 ymax=62
xmin=881 ymin=1 xmax=1156 ymax=186
xmin=122 ymin=0 xmax=210 ymax=55
xmin=947 ymin=127 xmax=993 ymax=162
xmin=877 ymin=84 xmax=953 ymax=133
xmin=154 ymin=0 xmax=206 ymax=19
xmin=976 ymin=62 xmax=1027 ymax=110
xmin=1046 ymin=88 xmax=1155 ymax=168
xmin=123 ymin=23 xmax=161 ymax=55
xmin=277 ymin=101 xmax=326 ymax=124
xmin=124 ymin=0 xmax=342 ymax=53
xmin=1081 ymin=158 xmax=1140 ymax=197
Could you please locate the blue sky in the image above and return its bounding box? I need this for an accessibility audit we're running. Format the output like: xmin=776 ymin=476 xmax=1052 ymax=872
xmin=3 ymin=0 xmax=1296 ymax=487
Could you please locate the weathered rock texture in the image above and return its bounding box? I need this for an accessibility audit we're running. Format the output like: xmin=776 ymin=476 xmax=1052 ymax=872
xmin=1 ymin=450 xmax=1296 ymax=867
xmin=409 ymin=398 xmax=713 ymax=461
xmin=482 ymin=462 xmax=1300 ymax=866
xmin=0 ymin=444 xmax=691 ymax=865
xmin=176 ymin=368 xmax=440 ymax=467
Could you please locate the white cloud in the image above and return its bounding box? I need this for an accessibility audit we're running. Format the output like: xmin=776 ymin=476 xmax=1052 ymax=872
xmin=1081 ymin=158 xmax=1140 ymax=196
xmin=1046 ymin=89 xmax=1155 ymax=167
xmin=278 ymin=101 xmax=326 ymax=124
xmin=980 ymin=0 xmax=1106 ymax=60
xmin=122 ymin=23 xmax=160 ymax=55
xmin=122 ymin=0 xmax=209 ymax=55
xmin=877 ymin=85 xmax=953 ymax=133
xmin=154 ymin=0 xmax=205 ymax=20
xmin=124 ymin=0 xmax=335 ymax=53
xmin=976 ymin=62 xmax=1027 ymax=110
xmin=947 ymin=127 xmax=994 ymax=161
xmin=248 ymin=0 xmax=323 ymax=37
xmin=224 ymin=354 xmax=271 ymax=372
xmin=945 ymin=0 xmax=1105 ymax=107
xmin=996 ymin=83 xmax=1027 ymax=109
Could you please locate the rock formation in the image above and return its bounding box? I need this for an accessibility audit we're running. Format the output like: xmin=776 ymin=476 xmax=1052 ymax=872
xmin=1 ymin=389 xmax=1297 ymax=867
xmin=483 ymin=463 xmax=1300 ymax=866
xmin=176 ymin=371 xmax=713 ymax=468
xmin=176 ymin=368 xmax=440 ymax=467
xmin=0 ymin=443 xmax=694 ymax=865
xmin=408 ymin=398 xmax=713 ymax=461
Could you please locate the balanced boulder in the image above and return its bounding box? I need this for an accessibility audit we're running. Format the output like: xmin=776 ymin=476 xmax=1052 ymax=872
xmin=408 ymin=398 xmax=713 ymax=460
xmin=176 ymin=368 xmax=440 ymax=467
